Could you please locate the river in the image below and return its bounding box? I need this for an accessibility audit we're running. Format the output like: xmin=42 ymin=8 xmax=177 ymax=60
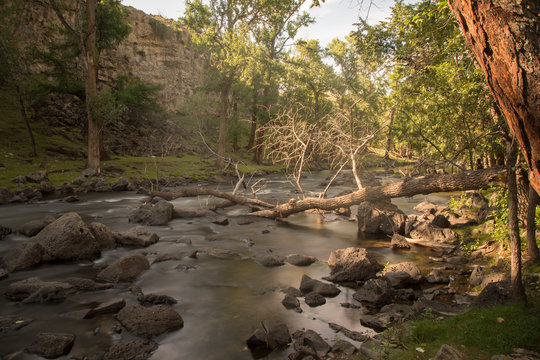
xmin=0 ymin=170 xmax=452 ymax=359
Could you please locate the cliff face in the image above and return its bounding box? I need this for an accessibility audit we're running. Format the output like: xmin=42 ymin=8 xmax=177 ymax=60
xmin=23 ymin=2 xmax=204 ymax=112
xmin=100 ymin=7 xmax=204 ymax=111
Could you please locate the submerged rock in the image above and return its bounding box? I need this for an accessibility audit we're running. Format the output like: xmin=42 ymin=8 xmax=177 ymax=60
xmin=5 ymin=277 xmax=75 ymax=303
xmin=84 ymin=298 xmax=126 ymax=319
xmin=129 ymin=200 xmax=173 ymax=225
xmin=97 ymin=253 xmax=150 ymax=283
xmin=117 ymin=303 xmax=183 ymax=336
xmin=0 ymin=315 xmax=33 ymax=333
xmin=114 ymin=226 xmax=159 ymax=247
xmin=138 ymin=293 xmax=177 ymax=306
xmin=286 ymin=254 xmax=317 ymax=266
xmin=103 ymin=339 xmax=158 ymax=360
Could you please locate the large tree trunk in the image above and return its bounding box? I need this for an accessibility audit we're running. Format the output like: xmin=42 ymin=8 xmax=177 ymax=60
xmin=152 ymin=167 xmax=505 ymax=219
xmin=526 ymin=184 xmax=540 ymax=261
xmin=86 ymin=0 xmax=100 ymax=172
xmin=448 ymin=0 xmax=540 ymax=195
xmin=506 ymin=140 xmax=527 ymax=303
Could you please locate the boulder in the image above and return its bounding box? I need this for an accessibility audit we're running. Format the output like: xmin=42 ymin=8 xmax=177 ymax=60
xmin=15 ymin=187 xmax=43 ymax=202
xmin=294 ymin=329 xmax=331 ymax=357
xmin=63 ymin=277 xmax=114 ymax=291
xmin=39 ymin=181 xmax=55 ymax=195
xmin=55 ymin=183 xmax=74 ymax=195
xmin=427 ymin=268 xmax=450 ymax=284
xmin=84 ymin=298 xmax=126 ymax=319
xmin=262 ymin=319 xmax=292 ymax=349
xmin=27 ymin=332 xmax=75 ymax=359
xmin=115 ymin=226 xmax=159 ymax=247
xmin=357 ymin=200 xmax=407 ymax=235
xmin=15 ymin=215 xmax=55 ymax=237
xmin=111 ymin=177 xmax=130 ymax=192
xmin=246 ymin=329 xmax=272 ymax=358
xmin=212 ymin=216 xmax=229 ymax=225
xmin=299 ymin=275 xmax=340 ymax=297
xmin=255 ymin=253 xmax=285 ymax=267
xmin=409 ymin=221 xmax=457 ymax=243
xmin=480 ymin=271 xmax=509 ymax=290
xmin=413 ymin=201 xmax=441 ymax=214
xmin=331 ymin=339 xmax=357 ymax=356
xmin=5 ymin=277 xmax=75 ymax=303
xmin=2 ymin=241 xmax=43 ymax=272
xmin=432 ymin=214 xmax=451 ymax=228
xmin=428 ymin=344 xmax=466 ymax=360
xmin=282 ymin=294 xmax=302 ymax=312
xmin=353 ymin=278 xmax=393 ymax=306
xmin=97 ymin=253 xmax=150 ymax=283
xmin=0 ymin=187 xmax=13 ymax=204
xmin=89 ymin=222 xmax=117 ymax=249
xmin=25 ymin=170 xmax=49 ymax=183
xmin=103 ymin=339 xmax=158 ymax=360
xmin=138 ymin=293 xmax=177 ymax=306
xmin=327 ymin=247 xmax=382 ymax=283
xmin=469 ymin=265 xmax=485 ymax=287
xmin=456 ymin=191 xmax=489 ymax=223
xmin=129 ymin=200 xmax=173 ymax=226
xmin=32 ymin=212 xmax=101 ymax=262
xmin=94 ymin=177 xmax=112 ymax=192
xmin=117 ymin=303 xmax=183 ymax=336
xmin=391 ymin=233 xmax=411 ymax=249
xmin=286 ymin=254 xmax=317 ymax=266
xmin=0 ymin=225 xmax=12 ymax=240
xmin=0 ymin=315 xmax=33 ymax=333
xmin=304 ymin=292 xmax=326 ymax=307
xmin=472 ymin=281 xmax=510 ymax=307
xmin=380 ymin=262 xmax=423 ymax=288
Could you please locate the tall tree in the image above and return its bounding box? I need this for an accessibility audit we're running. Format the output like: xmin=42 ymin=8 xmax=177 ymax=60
xmin=448 ymin=0 xmax=540 ymax=194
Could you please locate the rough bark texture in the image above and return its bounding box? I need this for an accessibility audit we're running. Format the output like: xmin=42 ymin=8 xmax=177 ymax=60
xmin=153 ymin=167 xmax=505 ymax=219
xmin=86 ymin=0 xmax=100 ymax=172
xmin=526 ymin=184 xmax=540 ymax=260
xmin=449 ymin=0 xmax=540 ymax=195
xmin=506 ymin=141 xmax=527 ymax=303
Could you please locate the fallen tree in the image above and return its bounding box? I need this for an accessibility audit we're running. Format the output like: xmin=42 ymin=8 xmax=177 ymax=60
xmin=151 ymin=167 xmax=506 ymax=219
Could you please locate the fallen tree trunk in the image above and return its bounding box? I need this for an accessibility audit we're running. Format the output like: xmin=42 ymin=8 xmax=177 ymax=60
xmin=152 ymin=167 xmax=506 ymax=219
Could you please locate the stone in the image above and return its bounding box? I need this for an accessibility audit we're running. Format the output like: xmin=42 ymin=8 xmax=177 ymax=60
xmin=39 ymin=181 xmax=55 ymax=195
xmin=212 ymin=216 xmax=229 ymax=225
xmin=2 ymin=241 xmax=43 ymax=272
xmin=246 ymin=329 xmax=272 ymax=358
xmin=97 ymin=253 xmax=150 ymax=283
xmin=32 ymin=212 xmax=101 ymax=262
xmin=286 ymin=254 xmax=317 ymax=266
xmin=305 ymin=292 xmax=326 ymax=307
xmin=409 ymin=221 xmax=457 ymax=243
xmin=353 ymin=278 xmax=393 ymax=306
xmin=328 ymin=323 xmax=369 ymax=342
xmin=469 ymin=265 xmax=485 ymax=287
xmin=427 ymin=268 xmax=450 ymax=284
xmin=81 ymin=168 xmax=97 ymax=177
xmin=255 ymin=254 xmax=285 ymax=267
xmin=111 ymin=177 xmax=130 ymax=191
xmin=27 ymin=332 xmax=75 ymax=359
xmin=428 ymin=344 xmax=466 ymax=360
xmin=5 ymin=277 xmax=75 ymax=303
xmin=262 ymin=319 xmax=292 ymax=348
xmin=294 ymin=329 xmax=330 ymax=357
xmin=15 ymin=215 xmax=56 ymax=237
xmin=12 ymin=175 xmax=26 ymax=184
xmin=414 ymin=201 xmax=440 ymax=214
xmin=89 ymin=222 xmax=117 ymax=249
xmin=357 ymin=200 xmax=407 ymax=235
xmin=0 ymin=187 xmax=13 ymax=204
xmin=480 ymin=272 xmax=509 ymax=290
xmin=115 ymin=226 xmax=159 ymax=247
xmin=25 ymin=170 xmax=48 ymax=183
xmin=84 ymin=298 xmax=126 ymax=319
xmin=117 ymin=303 xmax=183 ymax=336
xmin=0 ymin=315 xmax=33 ymax=333
xmin=432 ymin=214 xmax=451 ymax=228
xmin=63 ymin=277 xmax=114 ymax=291
xmin=55 ymin=183 xmax=74 ymax=195
xmin=103 ymin=339 xmax=158 ymax=360
xmin=299 ymin=275 xmax=340 ymax=297
xmin=0 ymin=225 xmax=12 ymax=239
xmin=327 ymin=247 xmax=382 ymax=283
xmin=331 ymin=339 xmax=357 ymax=355
xmin=472 ymin=281 xmax=511 ymax=307
xmin=380 ymin=262 xmax=423 ymax=288
xmin=282 ymin=294 xmax=302 ymax=312
xmin=130 ymin=200 xmax=173 ymax=225
xmin=138 ymin=293 xmax=177 ymax=306
xmin=15 ymin=187 xmax=43 ymax=202
xmin=391 ymin=233 xmax=411 ymax=249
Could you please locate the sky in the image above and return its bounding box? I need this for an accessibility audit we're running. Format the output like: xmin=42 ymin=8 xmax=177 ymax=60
xmin=121 ymin=0 xmax=399 ymax=46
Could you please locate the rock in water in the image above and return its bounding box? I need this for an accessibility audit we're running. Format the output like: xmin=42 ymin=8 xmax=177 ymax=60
xmin=114 ymin=226 xmax=159 ymax=247
xmin=26 ymin=333 xmax=75 ymax=358
xmin=2 ymin=241 xmax=43 ymax=272
xmin=129 ymin=200 xmax=173 ymax=225
xmin=32 ymin=212 xmax=100 ymax=262
xmin=357 ymin=200 xmax=407 ymax=235
xmin=103 ymin=339 xmax=158 ymax=360
xmin=97 ymin=253 xmax=150 ymax=283
xmin=327 ymin=247 xmax=382 ymax=283
xmin=116 ymin=303 xmax=183 ymax=336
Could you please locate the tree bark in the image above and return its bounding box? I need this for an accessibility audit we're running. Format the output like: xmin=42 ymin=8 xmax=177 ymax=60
xmin=506 ymin=140 xmax=527 ymax=303
xmin=217 ymin=79 xmax=231 ymax=168
xmin=449 ymin=0 xmax=540 ymax=195
xmin=153 ymin=167 xmax=505 ymax=219
xmin=526 ymin=184 xmax=540 ymax=261
xmin=86 ymin=0 xmax=100 ymax=172
xmin=16 ymin=85 xmax=37 ymax=157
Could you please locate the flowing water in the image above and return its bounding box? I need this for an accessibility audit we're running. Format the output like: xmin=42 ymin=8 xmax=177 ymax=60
xmin=0 ymin=171 xmax=452 ymax=359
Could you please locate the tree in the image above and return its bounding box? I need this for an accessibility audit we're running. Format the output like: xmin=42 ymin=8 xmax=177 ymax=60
xmin=181 ymin=0 xmax=256 ymax=169
xmin=448 ymin=0 xmax=540 ymax=194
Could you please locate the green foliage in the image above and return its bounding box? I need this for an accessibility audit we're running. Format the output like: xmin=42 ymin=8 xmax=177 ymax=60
xmin=115 ymin=76 xmax=162 ymax=112
xmin=96 ymin=0 xmax=131 ymax=53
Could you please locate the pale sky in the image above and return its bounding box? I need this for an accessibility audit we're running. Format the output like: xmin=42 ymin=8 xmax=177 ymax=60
xmin=121 ymin=0 xmax=400 ymax=46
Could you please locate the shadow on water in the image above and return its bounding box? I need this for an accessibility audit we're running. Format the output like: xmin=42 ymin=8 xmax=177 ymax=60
xmin=0 ymin=170 xmax=452 ymax=359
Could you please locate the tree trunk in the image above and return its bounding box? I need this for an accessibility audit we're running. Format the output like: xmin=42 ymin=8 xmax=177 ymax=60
xmin=526 ymin=184 xmax=540 ymax=261
xmin=247 ymin=87 xmax=258 ymax=151
xmin=16 ymin=85 xmax=36 ymax=157
xmin=506 ymin=140 xmax=527 ymax=303
xmin=449 ymin=0 xmax=540 ymax=195
xmin=153 ymin=167 xmax=505 ymax=219
xmin=384 ymin=107 xmax=396 ymax=160
xmin=86 ymin=0 xmax=100 ymax=172
xmin=217 ymin=80 xmax=231 ymax=168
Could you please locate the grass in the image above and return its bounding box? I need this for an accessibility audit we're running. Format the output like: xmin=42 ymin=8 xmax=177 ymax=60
xmin=389 ymin=300 xmax=540 ymax=360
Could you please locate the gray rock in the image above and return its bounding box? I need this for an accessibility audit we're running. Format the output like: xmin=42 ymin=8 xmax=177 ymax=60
xmin=55 ymin=182 xmax=74 ymax=195
xmin=353 ymin=278 xmax=393 ymax=306
xmin=427 ymin=268 xmax=450 ymax=283
xmin=380 ymin=261 xmax=423 ymax=288
xmin=5 ymin=277 xmax=75 ymax=303
xmin=357 ymin=200 xmax=407 ymax=235
xmin=84 ymin=298 xmax=126 ymax=319
xmin=0 ymin=187 xmax=13 ymax=204
xmin=26 ymin=170 xmax=48 ymax=183
xmin=15 ymin=215 xmax=55 ymax=237
xmin=103 ymin=339 xmax=158 ymax=360
xmin=469 ymin=265 xmax=485 ymax=287
xmin=255 ymin=254 xmax=285 ymax=267
xmin=32 ymin=212 xmax=101 ymax=262
xmin=63 ymin=277 xmax=114 ymax=291
xmin=282 ymin=294 xmax=302 ymax=312
xmin=0 ymin=225 xmax=12 ymax=239
xmin=115 ymin=226 xmax=159 ymax=247
xmin=39 ymin=180 xmax=55 ymax=195
xmin=414 ymin=201 xmax=440 ymax=214
xmin=0 ymin=315 xmax=33 ymax=333
xmin=294 ymin=329 xmax=330 ymax=357
xmin=129 ymin=200 xmax=173 ymax=225
xmin=89 ymin=222 xmax=117 ymax=249
xmin=327 ymin=247 xmax=382 ymax=283
xmin=138 ymin=293 xmax=177 ymax=306
xmin=12 ymin=175 xmax=26 ymax=184
xmin=81 ymin=168 xmax=97 ymax=177
xmin=111 ymin=177 xmax=130 ymax=191
xmin=328 ymin=322 xmax=369 ymax=342
xmin=428 ymin=344 xmax=466 ymax=360
xmin=286 ymin=254 xmax=317 ymax=266
xmin=262 ymin=319 xmax=292 ymax=348
xmin=480 ymin=271 xmax=509 ymax=290
xmin=212 ymin=216 xmax=229 ymax=225
xmin=299 ymin=275 xmax=340 ymax=297
xmin=27 ymin=332 xmax=75 ymax=359
xmin=391 ymin=233 xmax=411 ymax=249
xmin=304 ymin=292 xmax=326 ymax=307
xmin=97 ymin=253 xmax=150 ymax=283
xmin=117 ymin=303 xmax=183 ymax=336
xmin=15 ymin=187 xmax=43 ymax=202
xmin=409 ymin=221 xmax=457 ymax=243
xmin=331 ymin=339 xmax=356 ymax=355
xmin=2 ymin=241 xmax=43 ymax=272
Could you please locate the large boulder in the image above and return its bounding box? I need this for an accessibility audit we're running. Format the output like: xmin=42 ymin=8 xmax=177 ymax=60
xmin=2 ymin=241 xmax=43 ymax=272
xmin=379 ymin=262 xmax=423 ymax=288
xmin=96 ymin=253 xmax=150 ymax=283
xmin=32 ymin=212 xmax=100 ymax=262
xmin=27 ymin=332 xmax=75 ymax=358
xmin=129 ymin=200 xmax=173 ymax=226
xmin=15 ymin=215 xmax=56 ymax=237
xmin=327 ymin=247 xmax=382 ymax=283
xmin=5 ymin=277 xmax=75 ymax=303
xmin=117 ymin=303 xmax=183 ymax=336
xmin=89 ymin=222 xmax=117 ymax=249
xmin=114 ymin=226 xmax=159 ymax=247
xmin=357 ymin=200 xmax=407 ymax=235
